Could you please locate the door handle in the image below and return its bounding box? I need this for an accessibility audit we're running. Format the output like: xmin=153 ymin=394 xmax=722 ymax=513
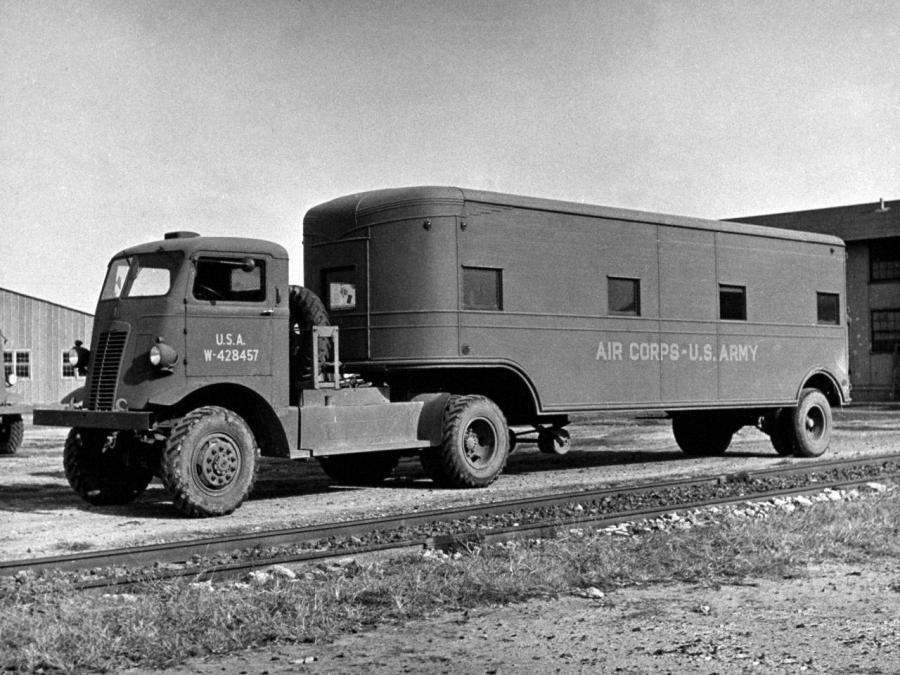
xmin=260 ymin=308 xmax=274 ymax=316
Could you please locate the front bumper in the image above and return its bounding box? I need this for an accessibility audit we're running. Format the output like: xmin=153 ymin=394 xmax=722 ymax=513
xmin=33 ymin=408 xmax=153 ymax=430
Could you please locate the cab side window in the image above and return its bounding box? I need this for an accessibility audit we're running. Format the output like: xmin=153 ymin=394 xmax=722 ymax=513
xmin=194 ymin=257 xmax=266 ymax=302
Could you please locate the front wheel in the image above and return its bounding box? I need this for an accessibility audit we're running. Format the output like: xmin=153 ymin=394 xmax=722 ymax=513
xmin=421 ymin=395 xmax=509 ymax=488
xmin=0 ymin=415 xmax=24 ymax=455
xmin=791 ymin=389 xmax=832 ymax=458
xmin=64 ymin=429 xmax=155 ymax=505
xmin=161 ymin=406 xmax=259 ymax=517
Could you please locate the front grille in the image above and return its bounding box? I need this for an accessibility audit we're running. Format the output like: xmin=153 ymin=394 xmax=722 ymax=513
xmin=86 ymin=330 xmax=128 ymax=410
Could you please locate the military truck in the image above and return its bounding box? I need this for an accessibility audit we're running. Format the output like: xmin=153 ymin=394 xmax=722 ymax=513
xmin=1 ymin=331 xmax=26 ymax=455
xmin=35 ymin=187 xmax=849 ymax=516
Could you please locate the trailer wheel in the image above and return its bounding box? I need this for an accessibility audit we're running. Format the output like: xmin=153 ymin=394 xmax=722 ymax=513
xmin=791 ymin=388 xmax=832 ymax=458
xmin=423 ymin=395 xmax=509 ymax=488
xmin=64 ymin=429 xmax=155 ymax=505
xmin=161 ymin=406 xmax=259 ymax=517
xmin=318 ymin=452 xmax=400 ymax=486
xmin=0 ymin=415 xmax=24 ymax=455
xmin=767 ymin=408 xmax=795 ymax=456
xmin=671 ymin=413 xmax=733 ymax=456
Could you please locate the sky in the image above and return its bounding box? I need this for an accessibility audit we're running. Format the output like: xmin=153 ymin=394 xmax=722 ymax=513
xmin=2 ymin=0 xmax=899 ymax=312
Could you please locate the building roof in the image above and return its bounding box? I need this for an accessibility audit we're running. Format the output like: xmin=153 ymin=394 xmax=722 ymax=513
xmin=731 ymin=199 xmax=900 ymax=242
xmin=0 ymin=286 xmax=93 ymax=317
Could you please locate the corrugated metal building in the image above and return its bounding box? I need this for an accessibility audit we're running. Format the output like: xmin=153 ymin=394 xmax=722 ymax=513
xmin=732 ymin=199 xmax=900 ymax=401
xmin=1 ymin=287 xmax=93 ymax=405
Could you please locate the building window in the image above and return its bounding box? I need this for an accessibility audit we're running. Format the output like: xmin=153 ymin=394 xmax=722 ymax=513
xmin=4 ymin=350 xmax=31 ymax=379
xmin=608 ymin=277 xmax=641 ymax=316
xmin=462 ymin=267 xmax=503 ymax=311
xmin=817 ymin=293 xmax=840 ymax=325
xmin=870 ymin=238 xmax=900 ymax=282
xmin=719 ymin=285 xmax=747 ymax=321
xmin=62 ymin=350 xmax=78 ymax=378
xmin=872 ymin=310 xmax=900 ymax=353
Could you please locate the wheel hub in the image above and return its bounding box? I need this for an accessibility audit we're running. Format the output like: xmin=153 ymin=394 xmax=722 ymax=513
xmin=463 ymin=419 xmax=495 ymax=467
xmin=196 ymin=434 xmax=240 ymax=490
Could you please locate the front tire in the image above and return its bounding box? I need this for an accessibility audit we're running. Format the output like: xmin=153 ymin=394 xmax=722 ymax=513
xmin=161 ymin=406 xmax=259 ymax=517
xmin=791 ymin=389 xmax=832 ymax=458
xmin=0 ymin=415 xmax=24 ymax=455
xmin=421 ymin=395 xmax=509 ymax=488
xmin=671 ymin=413 xmax=733 ymax=456
xmin=64 ymin=429 xmax=155 ymax=505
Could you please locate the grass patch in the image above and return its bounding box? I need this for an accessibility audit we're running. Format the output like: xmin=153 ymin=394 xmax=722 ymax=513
xmin=3 ymin=489 xmax=899 ymax=673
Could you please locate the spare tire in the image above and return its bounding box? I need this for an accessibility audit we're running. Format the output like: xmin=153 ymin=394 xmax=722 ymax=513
xmin=289 ymin=286 xmax=331 ymax=398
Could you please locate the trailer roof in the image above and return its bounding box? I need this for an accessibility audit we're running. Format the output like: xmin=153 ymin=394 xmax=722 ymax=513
xmin=305 ymin=186 xmax=846 ymax=247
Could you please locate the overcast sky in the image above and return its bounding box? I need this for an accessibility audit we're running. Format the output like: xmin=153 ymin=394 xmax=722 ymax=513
xmin=2 ymin=0 xmax=898 ymax=312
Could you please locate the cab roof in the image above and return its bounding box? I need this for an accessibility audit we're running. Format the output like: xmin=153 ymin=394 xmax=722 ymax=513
xmin=304 ymin=186 xmax=846 ymax=247
xmin=112 ymin=233 xmax=289 ymax=260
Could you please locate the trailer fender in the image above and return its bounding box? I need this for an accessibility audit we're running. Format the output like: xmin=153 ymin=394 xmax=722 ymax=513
xmin=798 ymin=369 xmax=848 ymax=406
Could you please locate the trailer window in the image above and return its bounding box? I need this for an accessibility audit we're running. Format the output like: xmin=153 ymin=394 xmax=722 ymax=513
xmin=608 ymin=277 xmax=640 ymax=316
xmin=870 ymin=238 xmax=900 ymax=282
xmin=817 ymin=293 xmax=840 ymax=325
xmin=193 ymin=257 xmax=266 ymax=302
xmin=462 ymin=267 xmax=503 ymax=311
xmin=872 ymin=309 xmax=900 ymax=352
xmin=323 ymin=267 xmax=357 ymax=311
xmin=719 ymin=285 xmax=746 ymax=321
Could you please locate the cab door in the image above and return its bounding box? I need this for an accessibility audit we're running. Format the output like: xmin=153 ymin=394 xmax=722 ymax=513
xmin=184 ymin=252 xmax=274 ymax=393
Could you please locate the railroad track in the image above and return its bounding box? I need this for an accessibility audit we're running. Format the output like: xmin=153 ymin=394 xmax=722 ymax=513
xmin=3 ymin=453 xmax=899 ymax=588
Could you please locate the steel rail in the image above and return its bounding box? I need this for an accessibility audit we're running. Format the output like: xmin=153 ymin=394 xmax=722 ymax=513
xmin=3 ymin=453 xmax=898 ymax=583
xmin=73 ymin=466 xmax=900 ymax=590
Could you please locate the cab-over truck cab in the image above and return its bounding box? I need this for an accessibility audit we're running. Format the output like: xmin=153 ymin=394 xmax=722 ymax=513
xmin=34 ymin=231 xmax=465 ymax=516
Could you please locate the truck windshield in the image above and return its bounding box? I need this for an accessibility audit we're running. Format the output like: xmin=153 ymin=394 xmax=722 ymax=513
xmin=100 ymin=252 xmax=183 ymax=300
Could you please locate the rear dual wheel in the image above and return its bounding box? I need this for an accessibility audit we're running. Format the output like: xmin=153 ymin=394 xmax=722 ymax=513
xmin=766 ymin=389 xmax=832 ymax=458
xmin=421 ymin=395 xmax=509 ymax=488
xmin=790 ymin=388 xmax=832 ymax=458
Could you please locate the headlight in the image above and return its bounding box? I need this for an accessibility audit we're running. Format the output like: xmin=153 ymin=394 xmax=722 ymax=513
xmin=68 ymin=340 xmax=90 ymax=371
xmin=149 ymin=340 xmax=178 ymax=370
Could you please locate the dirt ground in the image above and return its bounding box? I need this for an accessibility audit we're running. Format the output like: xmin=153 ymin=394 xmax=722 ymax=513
xmin=2 ymin=407 xmax=899 ymax=560
xmin=5 ymin=408 xmax=900 ymax=673
xmin=128 ymin=561 xmax=900 ymax=674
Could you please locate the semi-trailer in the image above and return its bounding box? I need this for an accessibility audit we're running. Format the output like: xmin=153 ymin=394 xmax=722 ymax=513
xmin=35 ymin=187 xmax=849 ymax=516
